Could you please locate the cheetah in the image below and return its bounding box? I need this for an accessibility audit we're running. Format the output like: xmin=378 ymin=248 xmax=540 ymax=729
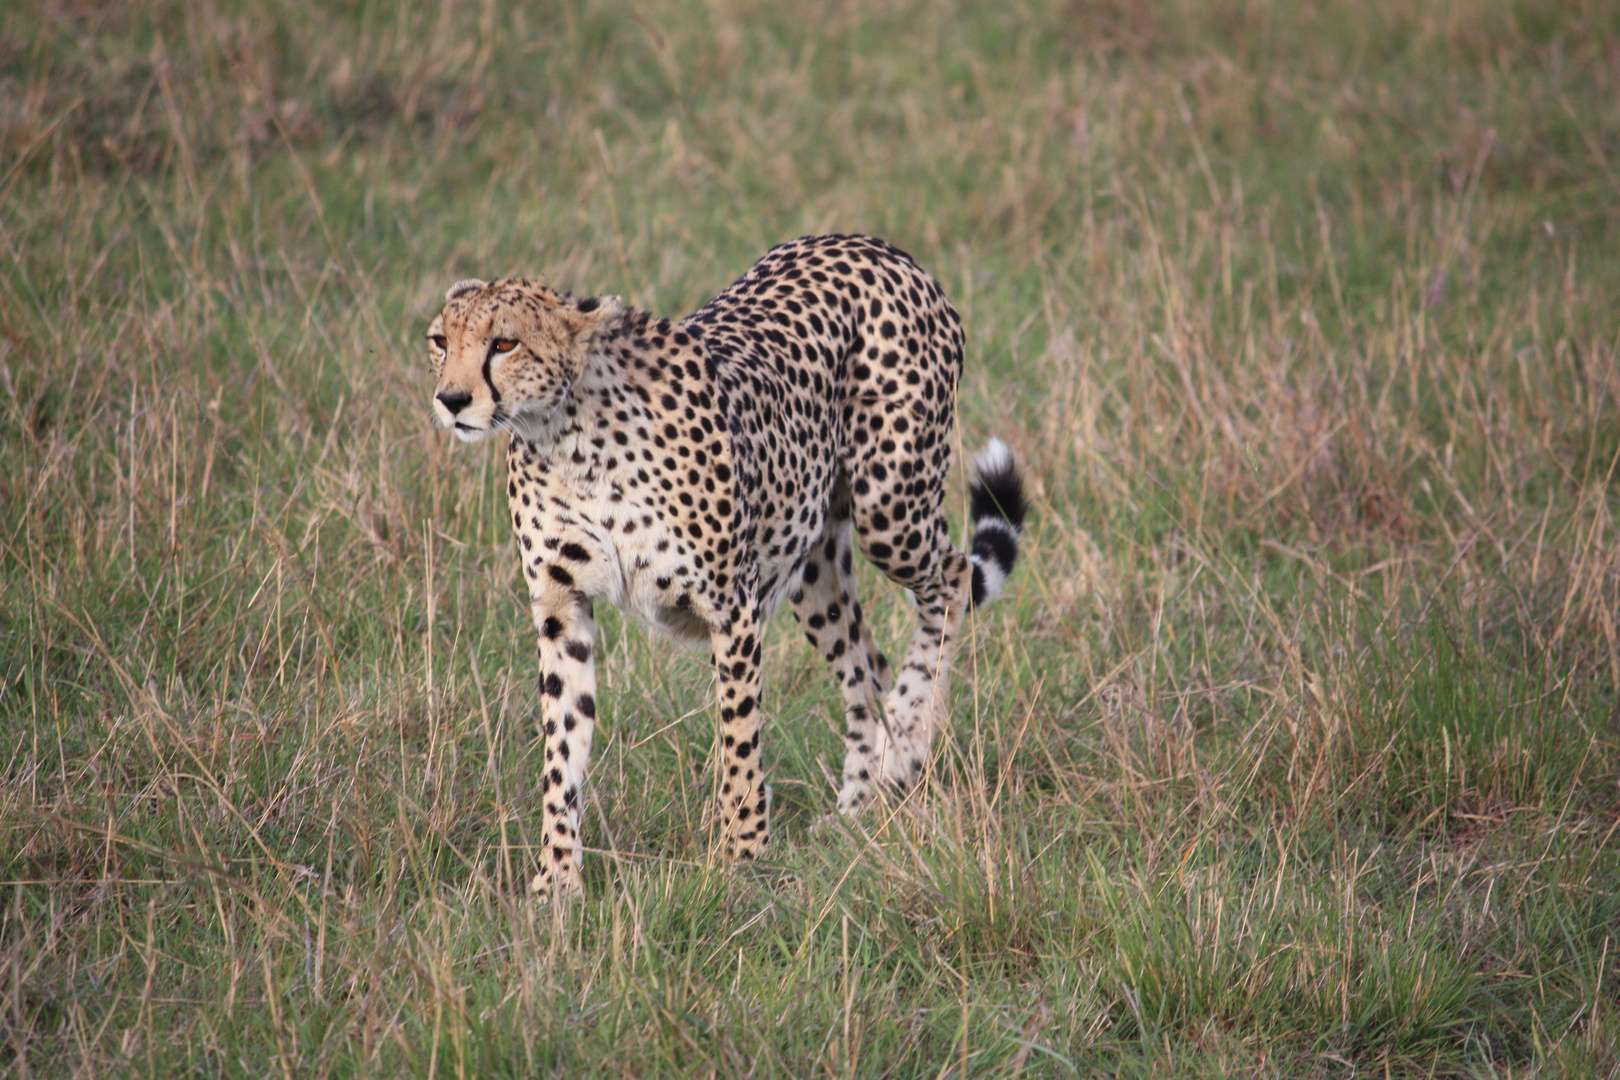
xmin=426 ymin=234 xmax=1027 ymax=900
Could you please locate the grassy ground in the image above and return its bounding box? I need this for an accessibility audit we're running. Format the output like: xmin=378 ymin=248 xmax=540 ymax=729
xmin=3 ymin=0 xmax=1619 ymax=1075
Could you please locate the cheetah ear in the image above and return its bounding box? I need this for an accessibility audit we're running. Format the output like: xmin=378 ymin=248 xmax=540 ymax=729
xmin=567 ymin=295 xmax=624 ymax=345
xmin=445 ymin=278 xmax=487 ymax=301
xmin=574 ymin=294 xmax=622 ymax=317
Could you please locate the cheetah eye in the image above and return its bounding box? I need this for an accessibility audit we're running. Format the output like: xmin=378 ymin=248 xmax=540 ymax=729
xmin=428 ymin=334 xmax=447 ymax=351
xmin=491 ymin=338 xmax=519 ymax=354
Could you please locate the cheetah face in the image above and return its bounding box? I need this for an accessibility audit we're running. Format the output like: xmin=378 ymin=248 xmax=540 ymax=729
xmin=427 ymin=279 xmax=623 ymax=443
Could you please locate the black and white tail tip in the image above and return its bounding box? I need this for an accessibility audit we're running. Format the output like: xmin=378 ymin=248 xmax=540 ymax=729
xmin=967 ymin=439 xmax=1028 ymax=608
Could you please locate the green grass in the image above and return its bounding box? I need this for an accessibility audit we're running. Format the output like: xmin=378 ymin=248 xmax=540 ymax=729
xmin=3 ymin=0 xmax=1619 ymax=1075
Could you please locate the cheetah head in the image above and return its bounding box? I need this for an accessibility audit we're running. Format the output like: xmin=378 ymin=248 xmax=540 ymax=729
xmin=426 ymin=278 xmax=623 ymax=443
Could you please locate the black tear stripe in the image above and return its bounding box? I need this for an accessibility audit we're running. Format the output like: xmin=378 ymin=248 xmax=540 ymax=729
xmin=482 ymin=349 xmax=502 ymax=404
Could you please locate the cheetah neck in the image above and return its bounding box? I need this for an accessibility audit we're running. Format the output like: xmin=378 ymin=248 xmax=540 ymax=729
xmin=505 ymin=338 xmax=631 ymax=453
xmin=506 ymin=337 xmax=632 ymax=481
xmin=505 ymin=390 xmax=573 ymax=446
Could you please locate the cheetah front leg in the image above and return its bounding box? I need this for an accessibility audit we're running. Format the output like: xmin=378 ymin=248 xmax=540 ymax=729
xmin=709 ymin=606 xmax=771 ymax=857
xmin=528 ymin=593 xmax=598 ymax=901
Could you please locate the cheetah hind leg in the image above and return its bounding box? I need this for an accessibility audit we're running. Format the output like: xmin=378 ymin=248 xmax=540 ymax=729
xmin=787 ymin=477 xmax=896 ymax=814
xmin=856 ymin=553 xmax=973 ymax=803
xmin=837 ymin=440 xmax=1027 ymax=811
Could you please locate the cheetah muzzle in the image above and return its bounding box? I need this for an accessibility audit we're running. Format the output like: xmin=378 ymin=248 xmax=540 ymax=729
xmin=426 ymin=235 xmax=1027 ymax=900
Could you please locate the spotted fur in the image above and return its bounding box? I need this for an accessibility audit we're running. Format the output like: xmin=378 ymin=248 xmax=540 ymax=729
xmin=426 ymin=235 xmax=1026 ymax=899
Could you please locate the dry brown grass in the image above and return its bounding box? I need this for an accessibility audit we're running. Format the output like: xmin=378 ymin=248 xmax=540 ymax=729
xmin=3 ymin=0 xmax=1619 ymax=1075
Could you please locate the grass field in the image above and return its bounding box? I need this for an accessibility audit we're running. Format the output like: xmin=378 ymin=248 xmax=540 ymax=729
xmin=4 ymin=0 xmax=1620 ymax=1075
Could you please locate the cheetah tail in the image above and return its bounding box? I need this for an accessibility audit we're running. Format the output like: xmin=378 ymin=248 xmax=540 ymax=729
xmin=966 ymin=439 xmax=1028 ymax=608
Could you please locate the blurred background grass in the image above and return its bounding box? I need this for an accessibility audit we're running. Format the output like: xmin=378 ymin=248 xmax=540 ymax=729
xmin=3 ymin=0 xmax=1618 ymax=1075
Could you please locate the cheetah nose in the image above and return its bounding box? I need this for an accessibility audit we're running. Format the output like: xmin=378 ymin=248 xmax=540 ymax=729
xmin=436 ymin=390 xmax=474 ymax=416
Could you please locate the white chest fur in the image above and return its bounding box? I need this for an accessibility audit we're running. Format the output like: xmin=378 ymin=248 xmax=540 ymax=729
xmin=506 ymin=442 xmax=722 ymax=645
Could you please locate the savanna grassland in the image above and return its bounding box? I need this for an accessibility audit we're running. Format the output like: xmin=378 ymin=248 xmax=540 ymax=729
xmin=3 ymin=1 xmax=1619 ymax=1075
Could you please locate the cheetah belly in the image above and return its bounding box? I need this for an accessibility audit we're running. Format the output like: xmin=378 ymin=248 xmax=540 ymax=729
xmin=620 ymin=575 xmax=715 ymax=645
xmin=598 ymin=514 xmax=721 ymax=646
xmin=610 ymin=513 xmax=807 ymax=638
